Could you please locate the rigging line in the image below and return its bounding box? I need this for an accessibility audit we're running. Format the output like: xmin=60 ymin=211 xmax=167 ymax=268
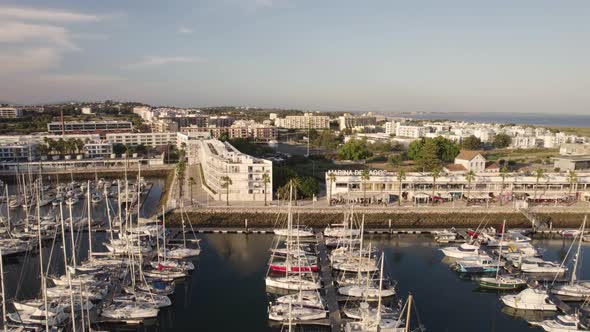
xmin=44 ymin=218 xmax=60 ymax=278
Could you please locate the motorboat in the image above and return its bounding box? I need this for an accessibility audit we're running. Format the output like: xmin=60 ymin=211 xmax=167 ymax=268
xmin=453 ymin=255 xmax=497 ymax=274
xmin=501 ymin=288 xmax=557 ymax=311
xmin=529 ymin=314 xmax=589 ymax=331
xmin=519 ymin=257 xmax=567 ymax=274
xmin=439 ymin=243 xmax=480 ymax=259
xmin=433 ymin=229 xmax=457 ymax=243
xmin=7 ymin=304 xmax=70 ymax=326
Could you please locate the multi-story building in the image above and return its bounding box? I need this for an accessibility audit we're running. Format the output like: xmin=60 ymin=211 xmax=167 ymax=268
xmin=105 ymin=132 xmax=177 ymax=147
xmin=0 ymin=141 xmax=37 ymax=161
xmin=560 ymin=143 xmax=590 ymax=156
xmin=275 ymin=113 xmax=330 ymax=129
xmin=193 ymin=138 xmax=272 ymax=202
xmin=0 ymin=107 xmax=23 ymax=118
xmin=47 ymin=121 xmax=133 ymax=134
xmin=83 ymin=142 xmax=113 ymax=158
xmin=151 ymin=119 xmax=179 ymax=133
xmin=208 ymin=116 xmax=235 ymax=128
xmin=396 ymin=124 xmax=427 ymax=138
xmin=181 ymin=120 xmax=278 ymax=141
xmin=338 ymin=114 xmax=377 ymax=131
xmin=326 ymin=169 xmax=590 ymax=203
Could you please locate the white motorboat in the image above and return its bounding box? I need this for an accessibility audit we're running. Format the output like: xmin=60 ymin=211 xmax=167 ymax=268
xmin=433 ymin=229 xmax=457 ymax=243
xmin=275 ymin=291 xmax=324 ymax=309
xmin=268 ymin=303 xmax=326 ymax=321
xmin=265 ymin=275 xmax=321 ymax=291
xmin=439 ymin=243 xmax=480 ymax=258
xmin=453 ymin=255 xmax=498 ymax=274
xmin=501 ymin=288 xmax=557 ymax=311
xmin=519 ymin=257 xmax=567 ymax=274
xmin=529 ymin=314 xmax=589 ymax=331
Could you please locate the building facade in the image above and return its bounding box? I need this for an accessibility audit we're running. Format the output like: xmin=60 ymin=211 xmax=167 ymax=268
xmin=48 ymin=121 xmax=133 ymax=134
xmin=275 ymin=113 xmax=330 ymax=129
xmin=105 ymin=132 xmax=178 ymax=147
xmin=0 ymin=107 xmax=23 ymax=118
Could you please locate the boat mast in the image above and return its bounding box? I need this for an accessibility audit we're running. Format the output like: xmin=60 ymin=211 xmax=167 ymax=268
xmin=404 ymin=293 xmax=413 ymax=332
xmin=68 ymin=198 xmax=77 ymax=269
xmin=495 ymin=220 xmax=506 ymax=281
xmin=105 ymin=186 xmax=113 ymax=242
xmin=376 ymin=252 xmax=384 ymax=330
xmin=59 ymin=203 xmax=76 ymax=332
xmin=22 ymin=174 xmax=29 ymax=229
xmin=357 ymin=217 xmax=364 ymax=284
xmin=117 ymin=179 xmax=122 ymax=235
xmin=4 ymin=186 xmax=9 ymax=232
xmin=571 ymin=216 xmax=587 ymax=285
xmin=162 ymin=206 xmax=167 ymax=261
xmin=87 ymin=180 xmax=93 ymax=258
xmin=35 ymin=188 xmax=49 ymax=332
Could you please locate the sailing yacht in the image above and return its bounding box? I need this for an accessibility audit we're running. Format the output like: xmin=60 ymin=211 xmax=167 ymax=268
xmin=519 ymin=257 xmax=567 ymax=274
xmin=113 ymin=293 xmax=172 ymax=308
xmin=551 ymin=219 xmax=590 ymax=300
xmin=275 ymin=291 xmax=324 ymax=310
xmin=100 ymin=302 xmax=159 ymax=321
xmin=268 ymin=303 xmax=326 ymax=322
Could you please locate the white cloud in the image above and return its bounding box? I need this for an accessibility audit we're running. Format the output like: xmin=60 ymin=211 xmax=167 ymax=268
xmin=178 ymin=27 xmax=193 ymax=34
xmin=0 ymin=48 xmax=62 ymax=73
xmin=0 ymin=6 xmax=102 ymax=23
xmin=126 ymin=56 xmax=202 ymax=69
xmin=0 ymin=21 xmax=78 ymax=50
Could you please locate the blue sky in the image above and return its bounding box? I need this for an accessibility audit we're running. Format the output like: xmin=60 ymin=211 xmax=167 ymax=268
xmin=0 ymin=0 xmax=589 ymax=113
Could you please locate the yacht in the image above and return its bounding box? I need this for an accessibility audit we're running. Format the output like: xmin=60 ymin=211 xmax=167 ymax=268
xmin=265 ymin=275 xmax=321 ymax=291
xmin=268 ymin=303 xmax=326 ymax=321
xmin=453 ymin=255 xmax=497 ymax=274
xmin=439 ymin=243 xmax=480 ymax=258
xmin=113 ymin=293 xmax=172 ymax=308
xmin=501 ymin=288 xmax=557 ymax=311
xmin=519 ymin=257 xmax=567 ymax=274
xmin=273 ymin=226 xmax=314 ymax=238
xmin=275 ymin=291 xmax=324 ymax=310
xmin=101 ymin=302 xmax=159 ymax=322
xmin=529 ymin=314 xmax=589 ymax=331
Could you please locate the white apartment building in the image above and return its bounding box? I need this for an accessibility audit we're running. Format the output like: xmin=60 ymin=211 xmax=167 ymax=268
xmin=0 ymin=141 xmax=37 ymax=161
xmin=81 ymin=107 xmax=93 ymax=115
xmin=0 ymin=107 xmax=23 ymax=118
xmin=83 ymin=142 xmax=113 ymax=158
xmin=105 ymin=132 xmax=178 ymax=147
xmin=511 ymin=136 xmax=542 ymax=149
xmin=192 ymin=138 xmax=273 ymax=202
xmin=338 ymin=114 xmax=377 ymax=131
xmin=275 ymin=113 xmax=330 ymax=129
xmin=396 ymin=124 xmax=427 ymax=138
xmin=384 ymin=121 xmax=397 ymax=135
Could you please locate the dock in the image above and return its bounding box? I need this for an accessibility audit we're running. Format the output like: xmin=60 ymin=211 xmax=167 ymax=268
xmin=315 ymin=232 xmax=342 ymax=332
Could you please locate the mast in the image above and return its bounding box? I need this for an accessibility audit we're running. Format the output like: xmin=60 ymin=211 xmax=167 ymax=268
xmin=571 ymin=216 xmax=587 ymax=285
xmin=117 ymin=179 xmax=122 ymax=235
xmin=377 ymin=252 xmax=384 ymax=329
xmin=162 ymin=206 xmax=167 ymax=261
xmin=59 ymin=203 xmax=76 ymax=332
xmin=495 ymin=220 xmax=506 ymax=280
xmin=22 ymin=174 xmax=29 ymax=229
xmin=68 ymin=198 xmax=77 ymax=269
xmin=404 ymin=293 xmax=413 ymax=332
xmin=105 ymin=186 xmax=113 ymax=242
xmin=0 ymin=247 xmax=6 ymax=332
xmin=87 ymin=180 xmax=93 ymax=258
xmin=357 ymin=217 xmax=364 ymax=284
xmin=35 ymin=188 xmax=49 ymax=332
xmin=4 ymin=186 xmax=9 ymax=232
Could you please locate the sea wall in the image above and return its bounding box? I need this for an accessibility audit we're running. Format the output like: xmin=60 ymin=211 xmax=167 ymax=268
xmin=165 ymin=208 xmax=589 ymax=228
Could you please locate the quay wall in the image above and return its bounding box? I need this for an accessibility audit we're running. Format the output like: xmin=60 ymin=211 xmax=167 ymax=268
xmin=166 ymin=208 xmax=589 ymax=228
xmin=0 ymin=165 xmax=174 ymax=183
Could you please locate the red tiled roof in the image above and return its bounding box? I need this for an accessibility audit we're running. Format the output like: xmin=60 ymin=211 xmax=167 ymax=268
xmin=485 ymin=162 xmax=500 ymax=169
xmin=444 ymin=164 xmax=467 ymax=171
xmin=455 ymin=150 xmax=483 ymax=161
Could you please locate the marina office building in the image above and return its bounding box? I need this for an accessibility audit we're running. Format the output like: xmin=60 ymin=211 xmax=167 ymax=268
xmin=326 ymin=170 xmax=590 ymax=203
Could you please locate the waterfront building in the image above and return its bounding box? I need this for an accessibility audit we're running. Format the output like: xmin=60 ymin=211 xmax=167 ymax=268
xmin=105 ymin=132 xmax=178 ymax=147
xmin=191 ymin=138 xmax=273 ymax=202
xmin=47 ymin=120 xmax=133 ymax=134
xmin=560 ymin=143 xmax=590 ymax=156
xmin=275 ymin=113 xmax=330 ymax=129
xmin=83 ymin=142 xmax=113 ymax=158
xmin=0 ymin=107 xmax=23 ymax=118
xmin=325 ymin=169 xmax=590 ymax=203
xmin=0 ymin=141 xmax=37 ymax=161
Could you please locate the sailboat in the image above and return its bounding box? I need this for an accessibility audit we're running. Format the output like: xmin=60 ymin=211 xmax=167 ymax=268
xmin=551 ymin=217 xmax=590 ymax=300
xmin=479 ymin=220 xmax=527 ymax=290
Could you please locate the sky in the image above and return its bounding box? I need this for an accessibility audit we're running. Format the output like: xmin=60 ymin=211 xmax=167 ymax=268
xmin=0 ymin=0 xmax=589 ymax=114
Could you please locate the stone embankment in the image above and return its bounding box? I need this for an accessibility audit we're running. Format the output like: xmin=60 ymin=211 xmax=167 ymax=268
xmin=165 ymin=205 xmax=590 ymax=228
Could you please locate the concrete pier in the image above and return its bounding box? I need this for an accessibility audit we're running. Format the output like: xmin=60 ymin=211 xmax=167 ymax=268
xmin=316 ymin=232 xmax=342 ymax=332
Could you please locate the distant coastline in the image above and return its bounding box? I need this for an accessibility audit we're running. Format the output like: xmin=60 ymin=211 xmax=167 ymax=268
xmin=387 ymin=112 xmax=590 ymax=128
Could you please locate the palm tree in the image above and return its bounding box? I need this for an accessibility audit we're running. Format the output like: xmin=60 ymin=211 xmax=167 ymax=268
xmin=262 ymin=172 xmax=271 ymax=206
xmin=176 ymin=160 xmax=186 ymax=199
xmin=327 ymin=172 xmax=336 ymax=206
xmin=499 ymin=167 xmax=509 ymax=206
xmin=534 ymin=168 xmax=546 ymax=199
xmin=397 ymin=170 xmax=406 ymax=206
xmin=465 ymin=170 xmax=476 ymax=200
xmin=188 ymin=177 xmax=196 ymax=205
xmin=567 ymin=170 xmax=578 ymax=198
xmin=361 ymin=169 xmax=370 ymax=203
xmin=431 ymin=167 xmax=441 ymax=204
xmin=221 ymin=176 xmax=232 ymax=206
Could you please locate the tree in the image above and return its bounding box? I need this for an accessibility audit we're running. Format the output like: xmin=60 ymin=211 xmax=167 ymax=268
xmin=388 ymin=154 xmax=404 ymax=169
xmin=431 ymin=167 xmax=442 ymax=202
xmin=188 ymin=177 xmax=196 ymax=205
xmin=465 ymin=170 xmax=476 ymax=199
xmin=218 ymin=132 xmax=230 ymax=142
xmin=416 ymin=139 xmax=441 ymax=172
xmin=567 ymin=170 xmax=578 ymax=198
xmin=493 ymin=133 xmax=512 ymax=149
xmin=534 ymin=168 xmax=546 ymax=199
xmin=432 ymin=136 xmax=460 ymax=162
xmin=461 ymin=135 xmax=482 ymax=150
xmin=499 ymin=167 xmax=509 ymax=206
xmin=176 ymin=160 xmax=186 ymax=199
xmin=221 ymin=176 xmax=232 ymax=206
xmin=327 ymin=172 xmax=336 ymax=206
xmin=361 ymin=169 xmax=370 ymax=202
xmin=298 ymin=177 xmax=320 ymax=198
xmin=337 ymin=139 xmax=373 ymax=161
xmin=397 ymin=170 xmax=406 ymax=206
xmin=262 ymin=172 xmax=271 ymax=206
xmin=74 ymin=138 xmax=85 ymax=154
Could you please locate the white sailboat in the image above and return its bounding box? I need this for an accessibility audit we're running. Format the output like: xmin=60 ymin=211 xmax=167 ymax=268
xmin=551 ymin=218 xmax=590 ymax=300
